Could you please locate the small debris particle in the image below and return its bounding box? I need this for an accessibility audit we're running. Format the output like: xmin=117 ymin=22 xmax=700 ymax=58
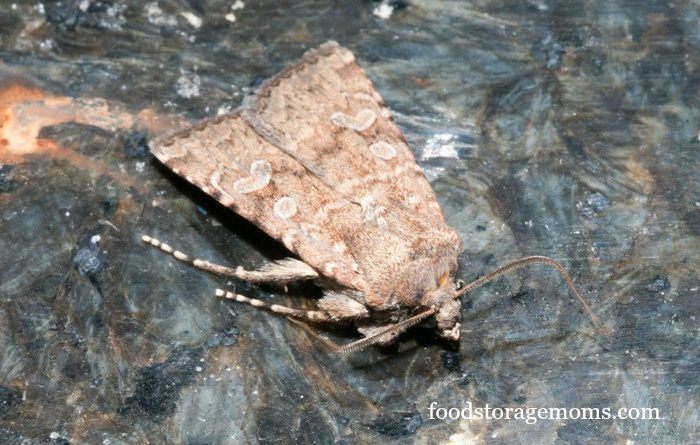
xmin=646 ymin=275 xmax=670 ymax=293
xmin=176 ymin=74 xmax=201 ymax=98
xmin=373 ymin=1 xmax=394 ymax=20
xmin=180 ymin=11 xmax=202 ymax=29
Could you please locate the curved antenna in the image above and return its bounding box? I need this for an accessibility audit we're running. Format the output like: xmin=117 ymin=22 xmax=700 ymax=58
xmin=454 ymin=256 xmax=608 ymax=335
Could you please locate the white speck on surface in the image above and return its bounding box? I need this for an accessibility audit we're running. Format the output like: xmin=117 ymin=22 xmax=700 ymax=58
xmin=36 ymin=3 xmax=45 ymax=15
xmin=423 ymin=165 xmax=445 ymax=182
xmin=180 ymin=11 xmax=202 ymax=29
xmin=195 ymin=366 xmax=202 ymax=372
xmin=135 ymin=161 xmax=145 ymax=172
xmin=422 ymin=133 xmax=459 ymax=160
xmin=232 ymin=0 xmax=245 ymax=10
xmin=79 ymin=0 xmax=90 ymax=12
xmin=49 ymin=432 xmax=60 ymax=440
xmin=90 ymin=235 xmax=101 ymax=244
xmin=176 ymin=73 xmax=201 ymax=98
xmin=103 ymin=3 xmax=127 ymax=29
xmin=373 ymin=1 xmax=394 ymax=20
xmin=65 ymin=211 xmax=71 ymax=217
xmin=217 ymin=104 xmax=232 ymax=115
xmin=39 ymin=39 xmax=54 ymax=51
xmin=225 ymin=13 xmax=236 ymax=23
xmin=146 ymin=2 xmax=177 ymax=26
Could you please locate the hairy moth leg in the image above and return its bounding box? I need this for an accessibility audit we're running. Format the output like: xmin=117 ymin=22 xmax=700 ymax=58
xmin=215 ymin=289 xmax=331 ymax=323
xmin=141 ymin=235 xmax=319 ymax=283
xmin=290 ymin=308 xmax=437 ymax=354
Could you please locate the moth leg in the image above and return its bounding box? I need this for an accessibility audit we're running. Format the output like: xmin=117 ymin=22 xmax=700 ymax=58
xmin=141 ymin=235 xmax=319 ymax=283
xmin=292 ymin=308 xmax=437 ymax=354
xmin=216 ymin=289 xmax=332 ymax=322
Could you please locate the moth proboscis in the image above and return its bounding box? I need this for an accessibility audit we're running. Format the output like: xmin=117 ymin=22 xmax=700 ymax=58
xmin=142 ymin=41 xmax=607 ymax=354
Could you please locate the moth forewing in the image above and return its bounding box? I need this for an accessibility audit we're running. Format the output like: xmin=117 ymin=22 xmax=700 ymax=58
xmin=144 ymin=41 xmax=606 ymax=353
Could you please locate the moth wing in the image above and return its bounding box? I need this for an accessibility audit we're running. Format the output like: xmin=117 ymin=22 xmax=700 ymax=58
xmin=242 ymin=41 xmax=445 ymax=222
xmin=149 ymin=113 xmax=369 ymax=292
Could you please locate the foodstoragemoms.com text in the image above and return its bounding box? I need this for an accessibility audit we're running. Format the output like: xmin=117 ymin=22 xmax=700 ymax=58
xmin=427 ymin=401 xmax=661 ymax=425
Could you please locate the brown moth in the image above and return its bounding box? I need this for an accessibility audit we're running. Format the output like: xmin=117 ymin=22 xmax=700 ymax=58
xmin=142 ymin=41 xmax=604 ymax=353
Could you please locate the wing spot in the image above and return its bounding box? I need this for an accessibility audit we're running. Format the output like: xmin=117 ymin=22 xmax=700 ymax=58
xmin=369 ymin=141 xmax=397 ymax=160
xmin=282 ymin=231 xmax=296 ymax=249
xmin=323 ymin=262 xmax=339 ymax=275
xmin=340 ymin=50 xmax=356 ymax=64
xmin=352 ymin=92 xmax=376 ymax=103
xmin=233 ymin=160 xmax=272 ymax=194
xmin=332 ymin=241 xmax=348 ymax=253
xmin=274 ymin=196 xmax=298 ymax=219
xmin=330 ymin=109 xmax=377 ymax=132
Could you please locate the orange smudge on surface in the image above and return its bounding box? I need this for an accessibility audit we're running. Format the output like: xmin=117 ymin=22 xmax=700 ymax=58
xmin=0 ymin=81 xmax=188 ymax=164
xmin=0 ymin=82 xmax=137 ymax=163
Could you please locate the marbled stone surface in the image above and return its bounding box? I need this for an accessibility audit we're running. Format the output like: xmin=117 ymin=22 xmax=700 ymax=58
xmin=0 ymin=1 xmax=698 ymax=444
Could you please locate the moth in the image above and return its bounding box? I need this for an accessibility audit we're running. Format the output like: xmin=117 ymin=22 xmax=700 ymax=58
xmin=142 ymin=41 xmax=604 ymax=353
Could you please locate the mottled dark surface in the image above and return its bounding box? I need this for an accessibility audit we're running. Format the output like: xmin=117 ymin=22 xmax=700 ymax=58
xmin=0 ymin=1 xmax=698 ymax=444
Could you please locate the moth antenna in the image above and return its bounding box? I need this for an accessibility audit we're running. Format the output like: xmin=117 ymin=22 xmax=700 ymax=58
xmin=292 ymin=308 xmax=437 ymax=354
xmin=455 ymin=256 xmax=609 ymax=335
xmin=215 ymin=289 xmax=331 ymax=323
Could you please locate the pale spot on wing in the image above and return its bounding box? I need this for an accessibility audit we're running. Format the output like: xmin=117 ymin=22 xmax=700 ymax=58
xmin=282 ymin=231 xmax=296 ymax=250
xmin=323 ymin=262 xmax=339 ymax=275
xmin=232 ymin=159 xmax=272 ymax=193
xmin=154 ymin=139 xmax=188 ymax=162
xmin=405 ymin=193 xmax=422 ymax=207
xmin=330 ymin=109 xmax=377 ymax=132
xmin=360 ymin=194 xmax=388 ymax=229
xmin=340 ymin=50 xmax=355 ymax=64
xmin=369 ymin=140 xmax=397 ymax=160
xmin=274 ymin=196 xmax=298 ymax=219
xmin=352 ymin=92 xmax=376 ymax=103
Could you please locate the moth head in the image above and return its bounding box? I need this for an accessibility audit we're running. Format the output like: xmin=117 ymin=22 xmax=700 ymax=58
xmin=422 ymin=273 xmax=462 ymax=342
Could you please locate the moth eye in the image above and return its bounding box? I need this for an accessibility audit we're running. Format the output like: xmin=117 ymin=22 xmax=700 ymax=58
xmin=233 ymin=159 xmax=272 ymax=194
xmin=274 ymin=196 xmax=298 ymax=219
xmin=369 ymin=140 xmax=397 ymax=160
xmin=330 ymin=108 xmax=377 ymax=132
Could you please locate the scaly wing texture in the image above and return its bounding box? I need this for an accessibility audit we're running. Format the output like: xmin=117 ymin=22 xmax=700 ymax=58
xmin=150 ymin=42 xmax=463 ymax=310
xmin=150 ymin=113 xmax=368 ymax=292
xmin=242 ymin=41 xmax=446 ymax=223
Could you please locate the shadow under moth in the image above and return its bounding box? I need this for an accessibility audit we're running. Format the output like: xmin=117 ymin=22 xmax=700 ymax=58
xmin=142 ymin=41 xmax=605 ymax=353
